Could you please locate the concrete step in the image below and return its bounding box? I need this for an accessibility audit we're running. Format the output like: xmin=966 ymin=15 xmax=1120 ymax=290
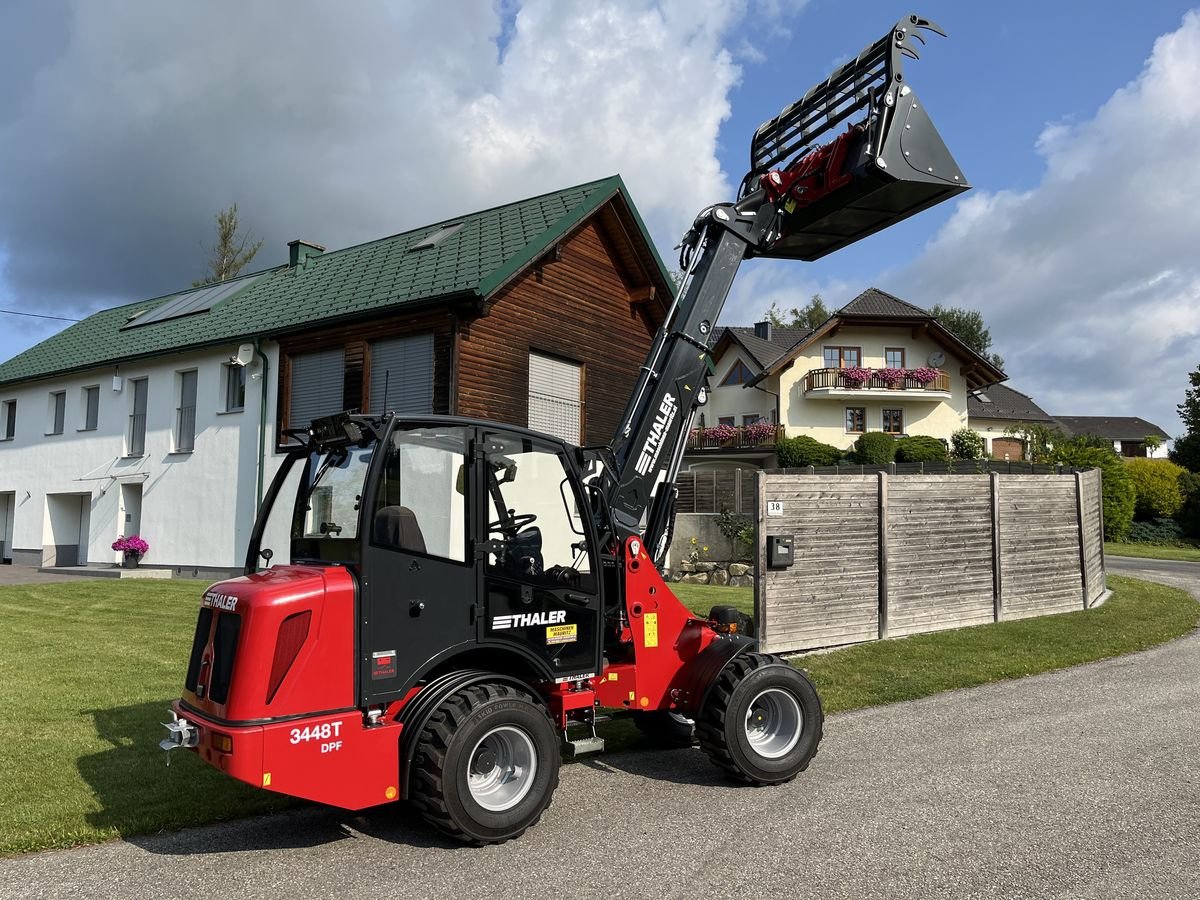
xmin=36 ymin=566 xmax=172 ymax=580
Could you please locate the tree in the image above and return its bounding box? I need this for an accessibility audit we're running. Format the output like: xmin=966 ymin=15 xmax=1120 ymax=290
xmin=1170 ymin=365 xmax=1200 ymax=472
xmin=929 ymin=304 xmax=1004 ymax=370
xmin=763 ymin=294 xmax=829 ymax=331
xmin=1004 ymin=421 xmax=1065 ymax=463
xmin=194 ymin=204 xmax=264 ymax=287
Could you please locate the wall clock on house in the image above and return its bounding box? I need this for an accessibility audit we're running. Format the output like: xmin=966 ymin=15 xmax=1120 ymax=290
xmin=927 ymin=350 xmax=946 ymax=367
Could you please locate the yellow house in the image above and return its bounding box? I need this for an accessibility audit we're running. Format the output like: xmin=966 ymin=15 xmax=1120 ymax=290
xmin=688 ymin=288 xmax=1006 ymax=472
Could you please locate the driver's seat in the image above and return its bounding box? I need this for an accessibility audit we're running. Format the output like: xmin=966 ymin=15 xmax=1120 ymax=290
xmin=373 ymin=506 xmax=427 ymax=555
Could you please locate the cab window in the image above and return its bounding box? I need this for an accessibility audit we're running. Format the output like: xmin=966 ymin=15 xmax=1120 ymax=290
xmin=484 ymin=433 xmax=592 ymax=582
xmin=370 ymin=426 xmax=468 ymax=563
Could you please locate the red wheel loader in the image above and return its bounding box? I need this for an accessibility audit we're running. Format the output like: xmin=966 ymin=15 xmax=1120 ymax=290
xmin=161 ymin=15 xmax=969 ymax=843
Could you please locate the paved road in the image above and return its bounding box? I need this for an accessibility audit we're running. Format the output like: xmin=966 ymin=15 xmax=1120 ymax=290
xmin=1106 ymin=554 xmax=1200 ymax=593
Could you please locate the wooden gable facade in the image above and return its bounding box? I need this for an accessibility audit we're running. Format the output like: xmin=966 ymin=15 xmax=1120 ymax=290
xmin=274 ymin=193 xmax=670 ymax=447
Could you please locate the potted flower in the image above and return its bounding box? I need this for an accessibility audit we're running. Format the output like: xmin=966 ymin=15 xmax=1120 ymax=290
xmin=877 ymin=367 xmax=907 ymax=388
xmin=841 ymin=366 xmax=873 ymax=388
xmin=113 ymin=534 xmax=150 ymax=568
xmin=910 ymin=366 xmax=941 ymax=387
xmin=703 ymin=423 xmax=739 ymax=446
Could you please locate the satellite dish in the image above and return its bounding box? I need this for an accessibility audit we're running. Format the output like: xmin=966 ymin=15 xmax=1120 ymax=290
xmin=234 ymin=344 xmax=256 ymax=367
xmin=927 ymin=350 xmax=946 ymax=367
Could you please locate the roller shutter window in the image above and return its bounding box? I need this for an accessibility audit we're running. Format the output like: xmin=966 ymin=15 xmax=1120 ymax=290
xmin=289 ymin=348 xmax=345 ymax=429
xmin=528 ymin=352 xmax=582 ymax=444
xmin=369 ymin=334 xmax=434 ymax=415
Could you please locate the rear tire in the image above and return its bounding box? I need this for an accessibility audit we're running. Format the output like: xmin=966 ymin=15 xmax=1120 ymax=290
xmin=696 ymin=652 xmax=822 ymax=784
xmin=633 ymin=710 xmax=696 ymax=747
xmin=409 ymin=683 xmax=560 ymax=844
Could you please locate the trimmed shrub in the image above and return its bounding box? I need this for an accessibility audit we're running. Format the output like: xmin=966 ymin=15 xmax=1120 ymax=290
xmin=851 ymin=431 xmax=897 ymax=466
xmin=775 ymin=435 xmax=842 ymax=468
xmin=896 ymin=435 xmax=949 ymax=463
xmin=950 ymin=428 xmax=985 ymax=460
xmin=1177 ymin=471 xmax=1200 ymax=538
xmin=1124 ymin=457 xmax=1185 ymax=519
xmin=1050 ymin=444 xmax=1135 ymax=541
xmin=1127 ymin=517 xmax=1188 ymax=546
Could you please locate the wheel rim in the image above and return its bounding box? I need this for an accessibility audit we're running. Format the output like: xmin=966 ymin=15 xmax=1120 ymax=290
xmin=467 ymin=725 xmax=538 ymax=812
xmin=744 ymin=687 xmax=803 ymax=759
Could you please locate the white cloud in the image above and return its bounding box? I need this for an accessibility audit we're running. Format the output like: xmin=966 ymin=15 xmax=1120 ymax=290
xmin=0 ymin=0 xmax=754 ymax=323
xmin=890 ymin=10 xmax=1200 ymax=437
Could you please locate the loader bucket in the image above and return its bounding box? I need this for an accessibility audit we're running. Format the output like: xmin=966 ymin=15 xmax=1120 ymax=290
xmin=741 ymin=14 xmax=969 ymax=261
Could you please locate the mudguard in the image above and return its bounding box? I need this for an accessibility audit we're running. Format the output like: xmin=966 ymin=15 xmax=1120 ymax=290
xmin=676 ymin=633 xmax=757 ymax=718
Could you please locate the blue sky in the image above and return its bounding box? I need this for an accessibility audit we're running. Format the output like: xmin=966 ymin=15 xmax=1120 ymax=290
xmin=2 ymin=0 xmax=1199 ymax=436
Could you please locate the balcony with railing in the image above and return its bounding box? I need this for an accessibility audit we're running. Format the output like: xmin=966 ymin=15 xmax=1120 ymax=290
xmin=687 ymin=423 xmax=783 ymax=452
xmin=802 ymin=367 xmax=951 ymax=400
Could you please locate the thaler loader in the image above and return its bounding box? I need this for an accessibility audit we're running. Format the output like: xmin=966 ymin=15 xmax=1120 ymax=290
xmin=162 ymin=15 xmax=969 ymax=843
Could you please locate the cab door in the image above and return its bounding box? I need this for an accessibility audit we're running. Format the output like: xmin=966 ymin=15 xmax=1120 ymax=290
xmin=359 ymin=423 xmax=478 ymax=703
xmin=479 ymin=431 xmax=602 ymax=680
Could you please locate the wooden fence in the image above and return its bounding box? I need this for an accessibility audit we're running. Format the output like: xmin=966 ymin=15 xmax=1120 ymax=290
xmin=755 ymin=470 xmax=1107 ymax=654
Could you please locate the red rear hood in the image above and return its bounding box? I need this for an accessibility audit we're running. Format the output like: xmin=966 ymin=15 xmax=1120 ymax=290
xmin=182 ymin=564 xmax=358 ymax=723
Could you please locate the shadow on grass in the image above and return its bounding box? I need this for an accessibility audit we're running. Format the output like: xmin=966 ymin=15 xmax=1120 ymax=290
xmin=75 ymin=699 xmax=465 ymax=854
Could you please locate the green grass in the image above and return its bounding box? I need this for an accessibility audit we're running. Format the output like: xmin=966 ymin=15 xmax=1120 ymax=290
xmin=0 ymin=580 xmax=297 ymax=855
xmin=1105 ymin=541 xmax=1200 ymax=562
xmin=1 ymin=576 xmax=1196 ymax=855
xmin=797 ymin=575 xmax=1199 ymax=713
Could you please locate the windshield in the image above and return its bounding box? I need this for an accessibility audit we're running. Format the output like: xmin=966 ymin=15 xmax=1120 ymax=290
xmin=297 ymin=446 xmax=374 ymax=541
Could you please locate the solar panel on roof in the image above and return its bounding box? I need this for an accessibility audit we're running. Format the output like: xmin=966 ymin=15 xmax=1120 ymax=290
xmin=121 ymin=273 xmax=263 ymax=329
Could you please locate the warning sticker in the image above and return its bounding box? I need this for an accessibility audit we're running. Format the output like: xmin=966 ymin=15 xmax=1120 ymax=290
xmin=644 ymin=613 xmax=658 ymax=648
xmin=371 ymin=650 xmax=397 ymax=680
xmin=546 ymin=623 xmax=578 ymax=645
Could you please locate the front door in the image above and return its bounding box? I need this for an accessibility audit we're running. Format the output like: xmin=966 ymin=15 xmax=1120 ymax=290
xmin=359 ymin=424 xmax=477 ymax=703
xmin=479 ymin=431 xmax=602 ymax=681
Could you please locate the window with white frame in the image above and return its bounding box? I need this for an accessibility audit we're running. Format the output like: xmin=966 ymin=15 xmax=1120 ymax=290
xmin=176 ymin=370 xmax=197 ymax=451
xmin=81 ymin=386 xmax=99 ymax=431
xmin=224 ymin=364 xmax=246 ymax=412
xmin=47 ymin=391 xmax=66 ymax=435
xmin=127 ymin=378 xmax=148 ymax=456
xmin=528 ymin=351 xmax=582 ymax=444
xmin=1 ymin=400 xmax=15 ymax=441
xmin=882 ymin=408 xmax=904 ymax=435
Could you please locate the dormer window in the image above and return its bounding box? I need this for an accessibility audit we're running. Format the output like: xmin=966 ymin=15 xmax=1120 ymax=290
xmin=720 ymin=360 xmax=754 ymax=386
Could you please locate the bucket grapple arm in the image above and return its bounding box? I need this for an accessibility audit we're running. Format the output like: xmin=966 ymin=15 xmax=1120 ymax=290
xmin=601 ymin=14 xmax=969 ymax=560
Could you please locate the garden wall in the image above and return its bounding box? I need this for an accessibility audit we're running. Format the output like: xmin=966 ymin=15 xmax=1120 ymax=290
xmin=755 ymin=469 xmax=1108 ymax=654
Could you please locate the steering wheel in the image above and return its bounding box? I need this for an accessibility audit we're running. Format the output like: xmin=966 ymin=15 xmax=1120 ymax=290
xmin=489 ymin=513 xmax=538 ymax=533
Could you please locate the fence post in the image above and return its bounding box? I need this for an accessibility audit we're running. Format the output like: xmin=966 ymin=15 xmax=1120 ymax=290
xmin=755 ymin=471 xmax=768 ymax=652
xmin=990 ymin=471 xmax=1003 ymax=621
xmin=878 ymin=470 xmax=889 ymax=639
xmin=1075 ymin=471 xmax=1090 ymax=608
xmin=1096 ymin=470 xmax=1107 ymax=596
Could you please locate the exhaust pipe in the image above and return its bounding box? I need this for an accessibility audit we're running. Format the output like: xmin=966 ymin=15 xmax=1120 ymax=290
xmin=741 ymin=14 xmax=969 ymax=261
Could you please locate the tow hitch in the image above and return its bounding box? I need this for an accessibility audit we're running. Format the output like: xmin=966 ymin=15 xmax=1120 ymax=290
xmin=160 ymin=709 xmax=200 ymax=764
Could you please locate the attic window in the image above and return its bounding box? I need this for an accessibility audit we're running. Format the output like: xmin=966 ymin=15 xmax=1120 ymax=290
xmin=409 ymin=222 xmax=464 ymax=252
xmin=121 ymin=273 xmax=263 ymax=330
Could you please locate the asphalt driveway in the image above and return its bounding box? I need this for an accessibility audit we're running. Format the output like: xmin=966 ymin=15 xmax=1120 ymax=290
xmin=3 ymin=567 xmax=1198 ymax=900
xmin=0 ymin=565 xmax=89 ymax=586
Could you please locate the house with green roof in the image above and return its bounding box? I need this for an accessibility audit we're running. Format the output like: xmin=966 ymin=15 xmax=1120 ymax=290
xmin=0 ymin=176 xmax=672 ymax=575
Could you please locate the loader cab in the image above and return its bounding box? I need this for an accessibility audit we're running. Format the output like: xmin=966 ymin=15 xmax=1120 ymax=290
xmin=250 ymin=413 xmax=605 ymax=705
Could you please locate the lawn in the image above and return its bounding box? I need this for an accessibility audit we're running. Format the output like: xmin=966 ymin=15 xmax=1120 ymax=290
xmin=0 ymin=574 xmax=1195 ymax=854
xmin=1105 ymin=542 xmax=1200 ymax=562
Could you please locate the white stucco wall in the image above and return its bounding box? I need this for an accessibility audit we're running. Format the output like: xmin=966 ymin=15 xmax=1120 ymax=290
xmin=0 ymin=342 xmax=282 ymax=571
xmin=774 ymin=325 xmax=969 ymax=451
xmin=703 ymin=349 xmax=775 ymax=426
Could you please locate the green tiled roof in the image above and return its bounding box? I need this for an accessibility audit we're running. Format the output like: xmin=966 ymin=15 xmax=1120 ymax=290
xmin=0 ymin=175 xmax=667 ymax=386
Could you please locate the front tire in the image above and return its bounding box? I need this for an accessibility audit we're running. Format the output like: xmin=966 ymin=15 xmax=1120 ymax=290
xmin=409 ymin=683 xmax=560 ymax=844
xmin=696 ymin=653 xmax=822 ymax=784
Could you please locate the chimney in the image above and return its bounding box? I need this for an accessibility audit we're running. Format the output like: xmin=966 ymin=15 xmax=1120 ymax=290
xmin=288 ymin=239 xmax=326 ymax=268
xmin=754 ymin=320 xmax=773 ymax=341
